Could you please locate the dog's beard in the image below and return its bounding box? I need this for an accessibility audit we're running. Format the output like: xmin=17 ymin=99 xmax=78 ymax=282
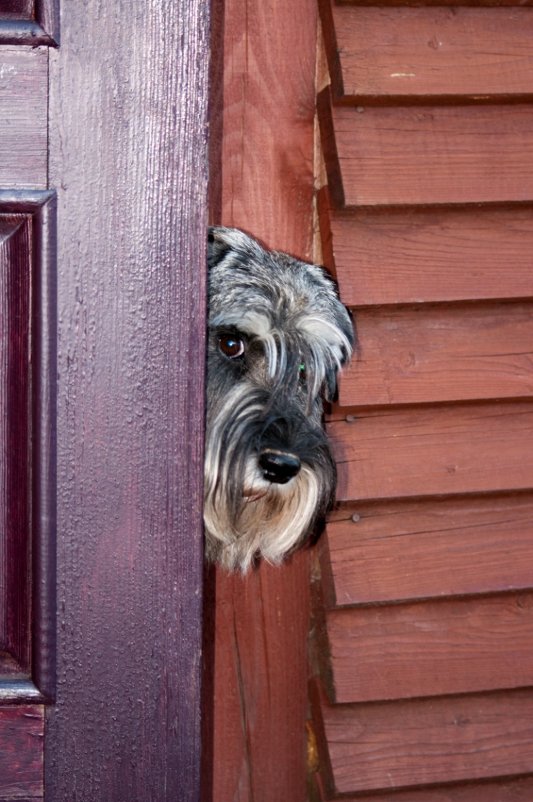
xmin=204 ymin=383 xmax=335 ymax=572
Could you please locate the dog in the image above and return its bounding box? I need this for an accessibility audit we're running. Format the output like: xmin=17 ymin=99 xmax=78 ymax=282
xmin=204 ymin=227 xmax=354 ymax=572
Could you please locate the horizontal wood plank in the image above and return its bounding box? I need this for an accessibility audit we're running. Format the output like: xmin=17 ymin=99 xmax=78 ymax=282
xmin=316 ymin=685 xmax=533 ymax=794
xmin=320 ymin=775 xmax=533 ymax=802
xmin=327 ymin=592 xmax=533 ymax=703
xmin=329 ymin=401 xmax=533 ymax=502
xmin=341 ymin=302 xmax=533 ymax=406
xmin=322 ymin=205 xmax=533 ymax=307
xmin=0 ymin=707 xmax=43 ymax=799
xmin=331 ymin=6 xmax=533 ymax=99
xmin=333 ymin=0 xmax=533 ymax=7
xmin=0 ymin=47 xmax=47 ymax=189
xmin=325 ymin=495 xmax=533 ymax=606
xmin=330 ymin=103 xmax=533 ymax=206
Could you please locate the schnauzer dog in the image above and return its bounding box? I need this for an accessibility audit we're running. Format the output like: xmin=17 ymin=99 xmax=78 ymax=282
xmin=205 ymin=227 xmax=354 ymax=572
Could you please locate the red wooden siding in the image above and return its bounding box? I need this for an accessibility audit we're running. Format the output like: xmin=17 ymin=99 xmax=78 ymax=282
xmin=331 ymin=401 xmax=533 ymax=501
xmin=328 ymin=103 xmax=533 ymax=207
xmin=330 ymin=6 xmax=533 ymax=99
xmin=321 ymin=204 xmax=533 ymax=307
xmin=325 ymin=778 xmax=533 ymax=802
xmin=313 ymin=684 xmax=533 ymax=794
xmin=311 ymin=0 xmax=533 ymax=798
xmin=324 ymin=496 xmax=533 ymax=606
xmin=327 ymin=593 xmax=533 ymax=702
xmin=340 ymin=303 xmax=533 ymax=406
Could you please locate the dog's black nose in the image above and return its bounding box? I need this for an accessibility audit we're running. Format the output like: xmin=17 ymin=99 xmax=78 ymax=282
xmin=259 ymin=450 xmax=301 ymax=484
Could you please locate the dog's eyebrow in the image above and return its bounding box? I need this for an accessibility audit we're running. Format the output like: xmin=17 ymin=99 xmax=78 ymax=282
xmin=211 ymin=311 xmax=272 ymax=339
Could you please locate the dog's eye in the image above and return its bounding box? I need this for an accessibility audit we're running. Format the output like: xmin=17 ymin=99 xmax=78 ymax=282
xmin=298 ymin=362 xmax=306 ymax=382
xmin=218 ymin=334 xmax=245 ymax=359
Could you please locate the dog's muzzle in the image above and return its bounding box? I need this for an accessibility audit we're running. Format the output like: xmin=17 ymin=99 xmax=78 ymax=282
xmin=258 ymin=449 xmax=301 ymax=484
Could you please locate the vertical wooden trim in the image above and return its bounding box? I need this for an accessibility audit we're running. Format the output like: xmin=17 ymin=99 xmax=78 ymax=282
xmin=31 ymin=193 xmax=57 ymax=702
xmin=317 ymin=0 xmax=343 ymax=97
xmin=36 ymin=0 xmax=60 ymax=45
xmin=211 ymin=1 xmax=318 ymax=799
xmin=208 ymin=0 xmax=225 ymax=226
xmin=202 ymin=5 xmax=226 ymax=797
xmin=46 ymin=1 xmax=209 ymax=798
xmin=316 ymin=88 xmax=344 ymax=209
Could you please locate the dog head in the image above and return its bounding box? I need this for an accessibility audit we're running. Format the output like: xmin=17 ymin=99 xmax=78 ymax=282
xmin=204 ymin=226 xmax=354 ymax=571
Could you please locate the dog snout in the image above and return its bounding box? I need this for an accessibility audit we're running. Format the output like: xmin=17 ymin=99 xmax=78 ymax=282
xmin=258 ymin=450 xmax=301 ymax=484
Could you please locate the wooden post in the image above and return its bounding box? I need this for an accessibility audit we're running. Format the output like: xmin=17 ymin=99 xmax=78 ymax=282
xmin=210 ymin=1 xmax=318 ymax=799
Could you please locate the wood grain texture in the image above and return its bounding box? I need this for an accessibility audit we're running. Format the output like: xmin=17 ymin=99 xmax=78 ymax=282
xmin=328 ymin=592 xmax=533 ymax=703
xmin=0 ymin=707 xmax=43 ymax=799
xmin=341 ymin=302 xmax=533 ymax=406
xmin=219 ymin=0 xmax=317 ymax=248
xmin=329 ymin=401 xmax=533 ymax=502
xmin=213 ymin=555 xmax=312 ymax=802
xmin=324 ymin=495 xmax=533 ymax=606
xmin=316 ymin=684 xmax=533 ymax=794
xmin=330 ymin=103 xmax=533 ymax=206
xmin=211 ymin=1 xmax=318 ymax=800
xmin=335 ymin=0 xmax=533 ymax=6
xmin=330 ymin=6 xmax=533 ymax=98
xmin=322 ymin=205 xmax=533 ymax=307
xmin=46 ymin=1 xmax=209 ymax=799
xmin=0 ymin=48 xmax=47 ymax=187
xmin=317 ymin=776 xmax=533 ymax=802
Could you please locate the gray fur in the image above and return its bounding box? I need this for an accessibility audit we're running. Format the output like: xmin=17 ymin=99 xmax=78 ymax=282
xmin=205 ymin=226 xmax=354 ymax=572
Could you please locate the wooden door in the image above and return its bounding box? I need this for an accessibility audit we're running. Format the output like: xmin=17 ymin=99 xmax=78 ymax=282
xmin=0 ymin=2 xmax=209 ymax=800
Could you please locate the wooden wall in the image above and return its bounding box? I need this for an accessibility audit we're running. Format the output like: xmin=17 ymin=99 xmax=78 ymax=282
xmin=311 ymin=1 xmax=533 ymax=799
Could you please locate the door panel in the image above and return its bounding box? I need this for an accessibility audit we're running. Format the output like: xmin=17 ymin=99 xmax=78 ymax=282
xmin=0 ymin=191 xmax=56 ymax=707
xmin=0 ymin=0 xmax=209 ymax=799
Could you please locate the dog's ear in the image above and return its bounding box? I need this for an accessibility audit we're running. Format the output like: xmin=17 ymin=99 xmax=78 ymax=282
xmin=208 ymin=227 xmax=233 ymax=269
xmin=324 ymin=369 xmax=340 ymax=404
xmin=324 ymin=309 xmax=357 ymax=402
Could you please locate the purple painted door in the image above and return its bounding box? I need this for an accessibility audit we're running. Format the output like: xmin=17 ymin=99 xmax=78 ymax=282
xmin=0 ymin=3 xmax=209 ymax=800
